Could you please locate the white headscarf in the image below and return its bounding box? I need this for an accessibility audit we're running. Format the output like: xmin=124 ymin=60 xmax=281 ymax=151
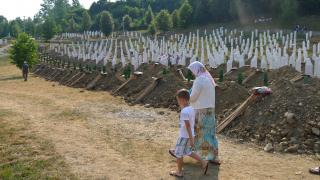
xmin=188 ymin=61 xmax=216 ymax=87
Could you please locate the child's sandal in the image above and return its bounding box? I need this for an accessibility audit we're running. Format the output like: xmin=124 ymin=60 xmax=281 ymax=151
xmin=169 ymin=171 xmax=184 ymax=178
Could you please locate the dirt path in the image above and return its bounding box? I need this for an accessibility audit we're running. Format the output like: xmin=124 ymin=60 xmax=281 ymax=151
xmin=0 ymin=55 xmax=319 ymax=179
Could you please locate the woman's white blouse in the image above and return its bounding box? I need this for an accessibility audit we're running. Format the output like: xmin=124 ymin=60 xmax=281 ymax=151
xmin=190 ymin=76 xmax=215 ymax=110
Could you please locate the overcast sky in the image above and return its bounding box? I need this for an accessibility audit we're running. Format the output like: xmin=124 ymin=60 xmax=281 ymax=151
xmin=0 ymin=0 xmax=108 ymax=20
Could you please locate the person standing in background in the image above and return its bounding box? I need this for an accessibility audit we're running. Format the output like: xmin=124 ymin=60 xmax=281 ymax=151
xmin=22 ymin=61 xmax=29 ymax=81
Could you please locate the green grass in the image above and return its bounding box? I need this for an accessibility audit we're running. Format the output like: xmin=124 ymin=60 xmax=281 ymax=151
xmin=0 ymin=109 xmax=76 ymax=179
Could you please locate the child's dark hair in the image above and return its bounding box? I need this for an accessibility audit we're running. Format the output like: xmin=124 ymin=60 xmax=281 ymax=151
xmin=176 ymin=89 xmax=190 ymax=101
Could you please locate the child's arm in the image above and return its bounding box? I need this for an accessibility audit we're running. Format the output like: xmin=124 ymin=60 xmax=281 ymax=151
xmin=184 ymin=120 xmax=194 ymax=147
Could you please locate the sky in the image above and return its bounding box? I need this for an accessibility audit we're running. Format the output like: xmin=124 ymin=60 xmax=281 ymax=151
xmin=0 ymin=0 xmax=102 ymax=20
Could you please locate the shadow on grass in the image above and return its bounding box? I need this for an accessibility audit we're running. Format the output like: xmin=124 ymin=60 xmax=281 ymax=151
xmin=0 ymin=76 xmax=23 ymax=82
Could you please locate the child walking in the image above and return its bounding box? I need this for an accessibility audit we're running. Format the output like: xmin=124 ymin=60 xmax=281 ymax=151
xmin=169 ymin=89 xmax=209 ymax=178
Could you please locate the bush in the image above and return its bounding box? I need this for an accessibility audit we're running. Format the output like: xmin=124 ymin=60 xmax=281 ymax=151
xmin=9 ymin=33 xmax=38 ymax=69
xmin=179 ymin=0 xmax=193 ymax=28
xmin=156 ymin=10 xmax=173 ymax=32
xmin=123 ymin=15 xmax=132 ymax=30
xmin=148 ymin=21 xmax=157 ymax=35
xmin=99 ymin=11 xmax=114 ymax=36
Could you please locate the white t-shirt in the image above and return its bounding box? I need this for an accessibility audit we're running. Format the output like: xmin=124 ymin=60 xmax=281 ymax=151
xmin=190 ymin=76 xmax=215 ymax=109
xmin=179 ymin=106 xmax=195 ymax=138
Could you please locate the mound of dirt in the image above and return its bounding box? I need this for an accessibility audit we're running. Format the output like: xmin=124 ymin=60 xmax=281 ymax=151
xmin=72 ymin=72 xmax=100 ymax=88
xmin=268 ymin=66 xmax=301 ymax=83
xmin=142 ymin=69 xmax=191 ymax=110
xmin=224 ymin=78 xmax=320 ymax=154
xmin=95 ymin=74 xmax=123 ymax=91
xmin=216 ymin=82 xmax=250 ymax=120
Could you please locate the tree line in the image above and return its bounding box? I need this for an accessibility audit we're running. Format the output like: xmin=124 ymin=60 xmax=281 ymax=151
xmin=0 ymin=0 xmax=319 ymax=39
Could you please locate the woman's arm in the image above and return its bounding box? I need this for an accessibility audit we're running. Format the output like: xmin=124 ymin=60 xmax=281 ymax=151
xmin=190 ymin=78 xmax=202 ymax=103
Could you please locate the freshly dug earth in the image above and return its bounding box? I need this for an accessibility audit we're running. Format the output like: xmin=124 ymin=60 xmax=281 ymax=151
xmin=225 ymin=78 xmax=320 ymax=155
xmin=268 ymin=66 xmax=302 ymax=83
xmin=72 ymin=72 xmax=100 ymax=88
xmin=142 ymin=69 xmax=191 ymax=110
xmin=95 ymin=73 xmax=123 ymax=91
xmin=216 ymin=81 xmax=250 ymax=121
xmin=224 ymin=66 xmax=256 ymax=82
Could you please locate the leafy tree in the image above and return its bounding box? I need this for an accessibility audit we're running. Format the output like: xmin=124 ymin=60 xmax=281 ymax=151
xmin=72 ymin=0 xmax=81 ymax=7
xmin=123 ymin=15 xmax=132 ymax=30
xmin=10 ymin=21 xmax=21 ymax=38
xmin=171 ymin=10 xmax=180 ymax=28
xmin=179 ymin=0 xmax=193 ymax=28
xmin=99 ymin=11 xmax=114 ymax=36
xmin=280 ymin=0 xmax=298 ymax=23
xmin=144 ymin=5 xmax=154 ymax=25
xmin=68 ymin=17 xmax=78 ymax=32
xmin=82 ymin=11 xmax=92 ymax=31
xmin=9 ymin=33 xmax=38 ymax=69
xmin=42 ymin=17 xmax=57 ymax=40
xmin=0 ymin=16 xmax=9 ymax=38
xmin=148 ymin=21 xmax=157 ymax=35
xmin=156 ymin=10 xmax=172 ymax=32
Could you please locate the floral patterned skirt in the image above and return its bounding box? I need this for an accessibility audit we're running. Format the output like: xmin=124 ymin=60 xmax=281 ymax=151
xmin=194 ymin=108 xmax=219 ymax=161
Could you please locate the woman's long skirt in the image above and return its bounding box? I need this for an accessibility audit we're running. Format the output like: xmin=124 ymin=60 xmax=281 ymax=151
xmin=194 ymin=108 xmax=219 ymax=161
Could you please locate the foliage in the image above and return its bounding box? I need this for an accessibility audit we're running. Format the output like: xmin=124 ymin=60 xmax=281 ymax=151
xmin=144 ymin=5 xmax=154 ymax=25
xmin=263 ymin=72 xmax=269 ymax=86
xmin=147 ymin=21 xmax=157 ymax=35
xmin=123 ymin=15 xmax=132 ymax=30
xmin=99 ymin=11 xmax=114 ymax=36
xmin=42 ymin=17 xmax=57 ymax=40
xmin=0 ymin=16 xmax=9 ymax=38
xmin=171 ymin=10 xmax=180 ymax=28
xmin=82 ymin=11 xmax=92 ymax=31
xmin=237 ymin=71 xmax=243 ymax=85
xmin=219 ymin=69 xmax=224 ymax=82
xmin=9 ymin=22 xmax=21 ymax=38
xmin=156 ymin=10 xmax=172 ymax=32
xmin=179 ymin=0 xmax=193 ymax=28
xmin=280 ymin=0 xmax=298 ymax=23
xmin=9 ymin=33 xmax=38 ymax=69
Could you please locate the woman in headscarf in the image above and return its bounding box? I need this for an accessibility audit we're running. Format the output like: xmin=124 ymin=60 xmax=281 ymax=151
xmin=188 ymin=61 xmax=220 ymax=164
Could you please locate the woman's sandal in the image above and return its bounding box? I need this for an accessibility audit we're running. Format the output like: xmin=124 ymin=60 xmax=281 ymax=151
xmin=168 ymin=149 xmax=177 ymax=158
xmin=203 ymin=161 xmax=209 ymax=175
xmin=209 ymin=160 xmax=221 ymax=166
xmin=309 ymin=167 xmax=320 ymax=175
xmin=169 ymin=171 xmax=184 ymax=178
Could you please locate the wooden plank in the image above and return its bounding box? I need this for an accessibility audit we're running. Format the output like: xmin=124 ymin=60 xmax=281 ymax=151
xmin=61 ymin=72 xmax=81 ymax=85
xmin=68 ymin=73 xmax=86 ymax=87
xmin=86 ymin=74 xmax=102 ymax=90
xmin=243 ymin=71 xmax=257 ymax=84
xmin=134 ymin=77 xmax=161 ymax=103
xmin=115 ymin=74 xmax=126 ymax=83
xmin=112 ymin=78 xmax=133 ymax=95
xmin=217 ymin=94 xmax=257 ymax=133
xmin=290 ymin=74 xmax=303 ymax=83
xmin=177 ymin=69 xmax=187 ymax=81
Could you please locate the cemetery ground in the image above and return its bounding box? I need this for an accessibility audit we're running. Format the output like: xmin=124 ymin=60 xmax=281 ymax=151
xmin=0 ymin=50 xmax=319 ymax=179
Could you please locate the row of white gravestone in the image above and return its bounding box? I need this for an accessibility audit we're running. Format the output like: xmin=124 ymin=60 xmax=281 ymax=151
xmin=47 ymin=28 xmax=320 ymax=77
xmin=0 ymin=39 xmax=8 ymax=46
xmin=58 ymin=31 xmax=104 ymax=39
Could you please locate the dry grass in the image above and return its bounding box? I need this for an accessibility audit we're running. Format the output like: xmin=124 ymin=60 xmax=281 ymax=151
xmin=0 ymin=57 xmax=76 ymax=179
xmin=0 ymin=109 xmax=76 ymax=179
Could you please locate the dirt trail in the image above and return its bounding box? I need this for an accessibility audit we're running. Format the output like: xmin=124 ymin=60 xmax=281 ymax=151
xmin=0 ymin=55 xmax=319 ymax=179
